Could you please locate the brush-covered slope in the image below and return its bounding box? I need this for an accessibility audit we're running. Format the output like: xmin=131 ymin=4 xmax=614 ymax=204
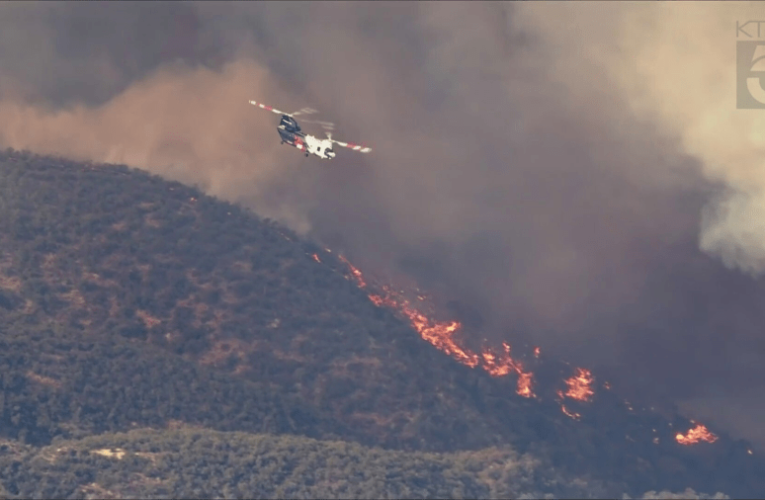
xmin=0 ymin=428 xmax=554 ymax=499
xmin=0 ymin=149 xmax=760 ymax=497
xmin=0 ymin=428 xmax=729 ymax=500
xmin=0 ymin=149 xmax=520 ymax=451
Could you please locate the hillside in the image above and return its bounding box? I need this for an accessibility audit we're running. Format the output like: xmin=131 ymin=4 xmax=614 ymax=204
xmin=0 ymin=428 xmax=727 ymax=500
xmin=0 ymin=428 xmax=547 ymax=499
xmin=0 ymin=149 xmax=528 ymax=451
xmin=0 ymin=149 xmax=761 ymax=497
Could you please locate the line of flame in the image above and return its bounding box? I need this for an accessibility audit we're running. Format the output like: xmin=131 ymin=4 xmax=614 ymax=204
xmin=334 ymin=254 xmax=720 ymax=447
xmin=341 ymin=257 xmax=535 ymax=397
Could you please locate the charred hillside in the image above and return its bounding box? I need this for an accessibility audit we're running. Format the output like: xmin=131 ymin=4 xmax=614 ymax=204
xmin=0 ymin=149 xmax=761 ymax=497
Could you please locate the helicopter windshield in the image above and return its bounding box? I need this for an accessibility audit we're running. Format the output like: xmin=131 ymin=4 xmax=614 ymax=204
xmin=280 ymin=116 xmax=301 ymax=132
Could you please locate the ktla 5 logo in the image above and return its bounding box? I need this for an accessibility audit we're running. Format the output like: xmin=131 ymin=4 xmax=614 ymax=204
xmin=737 ymin=41 xmax=765 ymax=108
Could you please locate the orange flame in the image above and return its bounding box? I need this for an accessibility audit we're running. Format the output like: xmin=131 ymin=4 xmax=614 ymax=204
xmin=369 ymin=285 xmax=481 ymax=368
xmin=339 ymin=255 xmax=367 ymax=288
xmin=480 ymin=343 xmax=536 ymax=397
xmin=675 ymin=424 xmax=718 ymax=445
xmin=517 ymin=371 xmax=534 ymax=398
xmin=561 ymin=368 xmax=595 ymax=402
xmin=340 ymin=256 xmax=535 ymax=397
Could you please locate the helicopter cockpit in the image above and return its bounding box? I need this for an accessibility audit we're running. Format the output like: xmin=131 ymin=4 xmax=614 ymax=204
xmin=279 ymin=115 xmax=301 ymax=133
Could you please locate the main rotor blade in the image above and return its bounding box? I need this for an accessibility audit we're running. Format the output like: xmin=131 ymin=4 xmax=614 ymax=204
xmin=301 ymin=119 xmax=335 ymax=131
xmin=248 ymin=100 xmax=287 ymax=116
xmin=290 ymin=107 xmax=319 ymax=117
xmin=330 ymin=139 xmax=372 ymax=154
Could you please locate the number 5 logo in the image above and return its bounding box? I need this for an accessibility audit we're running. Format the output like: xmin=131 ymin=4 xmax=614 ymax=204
xmin=737 ymin=41 xmax=765 ymax=109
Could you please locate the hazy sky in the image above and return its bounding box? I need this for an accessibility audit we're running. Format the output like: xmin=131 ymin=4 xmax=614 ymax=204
xmin=0 ymin=2 xmax=763 ymax=448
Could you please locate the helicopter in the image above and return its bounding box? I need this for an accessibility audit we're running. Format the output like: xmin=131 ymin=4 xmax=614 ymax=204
xmin=248 ymin=100 xmax=372 ymax=160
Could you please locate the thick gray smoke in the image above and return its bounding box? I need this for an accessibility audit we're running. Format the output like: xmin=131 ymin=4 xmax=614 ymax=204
xmin=0 ymin=2 xmax=763 ymax=448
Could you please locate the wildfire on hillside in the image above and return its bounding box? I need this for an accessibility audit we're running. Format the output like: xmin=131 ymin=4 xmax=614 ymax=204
xmin=332 ymin=253 xmax=720 ymax=447
xmin=339 ymin=256 xmax=535 ymax=397
xmin=554 ymin=368 xmax=596 ymax=420
xmin=676 ymin=423 xmax=718 ymax=445
xmin=559 ymin=368 xmax=595 ymax=402
xmin=338 ymin=255 xmax=367 ymax=288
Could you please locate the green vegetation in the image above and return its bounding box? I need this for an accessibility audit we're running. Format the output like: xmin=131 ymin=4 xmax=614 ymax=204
xmin=0 ymin=428 xmax=730 ymax=500
xmin=0 ymin=149 xmax=753 ymax=498
xmin=0 ymin=428 xmax=542 ymax=499
xmin=0 ymin=316 xmax=343 ymax=446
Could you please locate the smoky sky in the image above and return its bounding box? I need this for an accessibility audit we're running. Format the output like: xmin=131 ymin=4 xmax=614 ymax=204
xmin=0 ymin=2 xmax=764 ymax=449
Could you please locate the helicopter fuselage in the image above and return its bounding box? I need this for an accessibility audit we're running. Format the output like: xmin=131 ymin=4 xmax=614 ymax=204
xmin=277 ymin=115 xmax=335 ymax=160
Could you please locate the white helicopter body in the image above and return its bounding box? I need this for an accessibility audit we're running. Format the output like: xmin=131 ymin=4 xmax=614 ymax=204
xmin=249 ymin=100 xmax=371 ymax=160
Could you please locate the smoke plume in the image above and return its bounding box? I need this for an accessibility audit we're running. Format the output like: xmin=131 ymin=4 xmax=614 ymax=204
xmin=517 ymin=2 xmax=765 ymax=275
